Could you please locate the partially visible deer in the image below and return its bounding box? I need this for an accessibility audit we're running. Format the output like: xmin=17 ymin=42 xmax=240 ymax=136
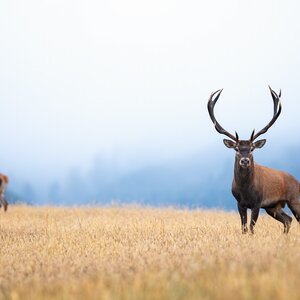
xmin=208 ymin=87 xmax=300 ymax=234
xmin=0 ymin=173 xmax=8 ymax=211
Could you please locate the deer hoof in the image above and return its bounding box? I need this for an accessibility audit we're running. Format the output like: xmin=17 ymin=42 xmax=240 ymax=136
xmin=242 ymin=227 xmax=248 ymax=234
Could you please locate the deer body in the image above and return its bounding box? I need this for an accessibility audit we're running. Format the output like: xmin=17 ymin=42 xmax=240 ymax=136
xmin=0 ymin=174 xmax=9 ymax=211
xmin=232 ymin=159 xmax=300 ymax=233
xmin=233 ymin=163 xmax=298 ymax=209
xmin=208 ymin=87 xmax=300 ymax=234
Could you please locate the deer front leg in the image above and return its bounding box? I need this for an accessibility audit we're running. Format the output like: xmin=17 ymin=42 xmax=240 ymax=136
xmin=238 ymin=204 xmax=248 ymax=234
xmin=250 ymin=207 xmax=260 ymax=234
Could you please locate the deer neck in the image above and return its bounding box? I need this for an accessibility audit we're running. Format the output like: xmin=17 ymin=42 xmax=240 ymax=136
xmin=234 ymin=156 xmax=255 ymax=187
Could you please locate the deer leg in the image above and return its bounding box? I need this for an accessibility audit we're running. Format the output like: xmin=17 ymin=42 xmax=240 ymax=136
xmin=0 ymin=195 xmax=8 ymax=212
xmin=265 ymin=207 xmax=292 ymax=233
xmin=287 ymin=199 xmax=300 ymax=223
xmin=280 ymin=211 xmax=293 ymax=233
xmin=238 ymin=204 xmax=248 ymax=234
xmin=250 ymin=207 xmax=260 ymax=234
xmin=3 ymin=197 xmax=7 ymax=212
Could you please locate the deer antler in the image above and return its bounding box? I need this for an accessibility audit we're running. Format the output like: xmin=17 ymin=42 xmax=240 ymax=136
xmin=250 ymin=86 xmax=282 ymax=141
xmin=207 ymin=89 xmax=238 ymax=141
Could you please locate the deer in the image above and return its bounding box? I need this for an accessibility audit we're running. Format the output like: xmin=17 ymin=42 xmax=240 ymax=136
xmin=207 ymin=86 xmax=300 ymax=234
xmin=0 ymin=173 xmax=8 ymax=211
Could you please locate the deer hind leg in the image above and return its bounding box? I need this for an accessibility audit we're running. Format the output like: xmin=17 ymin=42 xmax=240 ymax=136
xmin=287 ymin=199 xmax=300 ymax=223
xmin=265 ymin=207 xmax=292 ymax=234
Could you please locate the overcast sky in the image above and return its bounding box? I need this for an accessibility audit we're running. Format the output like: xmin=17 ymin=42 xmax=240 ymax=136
xmin=0 ymin=0 xmax=300 ymax=185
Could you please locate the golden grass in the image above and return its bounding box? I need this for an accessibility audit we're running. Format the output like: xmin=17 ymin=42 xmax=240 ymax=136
xmin=0 ymin=205 xmax=299 ymax=300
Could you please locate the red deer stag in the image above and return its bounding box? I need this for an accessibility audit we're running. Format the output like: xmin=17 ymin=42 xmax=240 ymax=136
xmin=207 ymin=86 xmax=300 ymax=234
xmin=0 ymin=173 xmax=8 ymax=211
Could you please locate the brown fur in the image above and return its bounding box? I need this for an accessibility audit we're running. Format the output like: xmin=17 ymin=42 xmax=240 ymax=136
xmin=257 ymin=165 xmax=299 ymax=207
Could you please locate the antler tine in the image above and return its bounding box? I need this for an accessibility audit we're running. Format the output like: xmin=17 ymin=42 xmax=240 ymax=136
xmin=251 ymin=86 xmax=282 ymax=141
xmin=268 ymin=85 xmax=281 ymax=115
xmin=207 ymin=89 xmax=238 ymax=141
xmin=235 ymin=131 xmax=239 ymax=141
xmin=250 ymin=129 xmax=255 ymax=141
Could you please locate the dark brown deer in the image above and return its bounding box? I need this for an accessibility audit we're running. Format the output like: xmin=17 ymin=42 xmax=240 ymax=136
xmin=207 ymin=87 xmax=300 ymax=234
xmin=0 ymin=173 xmax=8 ymax=211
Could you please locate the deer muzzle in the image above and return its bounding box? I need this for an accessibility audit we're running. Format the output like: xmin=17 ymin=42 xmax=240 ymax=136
xmin=239 ymin=157 xmax=250 ymax=168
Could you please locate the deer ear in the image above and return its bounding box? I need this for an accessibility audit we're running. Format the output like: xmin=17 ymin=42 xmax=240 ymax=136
xmin=253 ymin=139 xmax=266 ymax=149
xmin=223 ymin=139 xmax=236 ymax=149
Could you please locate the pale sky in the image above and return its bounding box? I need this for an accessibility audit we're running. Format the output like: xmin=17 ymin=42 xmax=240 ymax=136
xmin=0 ymin=0 xmax=300 ymax=185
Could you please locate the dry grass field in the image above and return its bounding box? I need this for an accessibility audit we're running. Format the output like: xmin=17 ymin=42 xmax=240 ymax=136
xmin=0 ymin=205 xmax=299 ymax=300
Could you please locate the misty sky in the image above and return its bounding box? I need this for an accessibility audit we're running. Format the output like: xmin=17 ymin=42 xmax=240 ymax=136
xmin=1 ymin=1 xmax=300 ymax=187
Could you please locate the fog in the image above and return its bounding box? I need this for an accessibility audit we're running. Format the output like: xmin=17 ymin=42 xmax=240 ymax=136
xmin=1 ymin=1 xmax=300 ymax=207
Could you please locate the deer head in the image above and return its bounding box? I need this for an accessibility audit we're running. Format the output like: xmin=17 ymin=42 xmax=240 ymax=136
xmin=207 ymin=86 xmax=282 ymax=168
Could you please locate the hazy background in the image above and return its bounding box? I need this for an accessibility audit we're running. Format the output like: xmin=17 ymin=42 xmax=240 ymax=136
xmin=1 ymin=0 xmax=300 ymax=208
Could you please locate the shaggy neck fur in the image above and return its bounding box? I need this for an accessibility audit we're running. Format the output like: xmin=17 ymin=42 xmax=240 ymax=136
xmin=234 ymin=155 xmax=255 ymax=188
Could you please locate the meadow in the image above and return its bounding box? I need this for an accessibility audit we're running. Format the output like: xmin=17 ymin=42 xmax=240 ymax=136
xmin=0 ymin=205 xmax=299 ymax=300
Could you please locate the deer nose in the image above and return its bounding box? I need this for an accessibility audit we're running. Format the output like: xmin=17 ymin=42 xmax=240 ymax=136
xmin=240 ymin=158 xmax=250 ymax=167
